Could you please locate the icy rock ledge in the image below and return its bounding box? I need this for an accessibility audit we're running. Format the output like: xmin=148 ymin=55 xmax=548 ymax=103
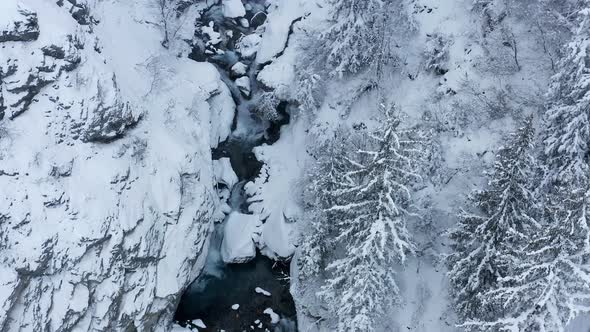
xmin=221 ymin=212 xmax=261 ymax=263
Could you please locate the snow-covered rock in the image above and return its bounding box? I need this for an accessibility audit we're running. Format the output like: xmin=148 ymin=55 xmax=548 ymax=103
xmin=244 ymin=116 xmax=306 ymax=259
xmin=256 ymin=0 xmax=305 ymax=63
xmin=255 ymin=287 xmax=271 ymax=296
xmin=263 ymin=308 xmax=280 ymax=324
xmin=239 ymin=17 xmax=250 ymax=28
xmin=202 ymin=21 xmax=222 ymax=46
xmin=221 ymin=212 xmax=261 ymax=263
xmin=192 ymin=319 xmax=207 ymax=329
xmin=231 ymin=61 xmax=248 ymax=77
xmin=0 ymin=2 xmax=39 ymax=42
xmin=237 ymin=33 xmax=261 ymax=58
xmin=222 ymin=0 xmax=246 ymax=19
xmin=213 ymin=157 xmax=238 ymax=188
xmin=235 ymin=76 xmax=251 ymax=97
xmin=0 ymin=0 xmax=234 ymax=330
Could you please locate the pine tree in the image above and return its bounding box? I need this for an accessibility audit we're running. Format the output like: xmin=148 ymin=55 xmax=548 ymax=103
xmin=447 ymin=115 xmax=539 ymax=326
xmin=542 ymin=3 xmax=590 ymax=184
xmin=317 ymin=102 xmax=426 ymax=331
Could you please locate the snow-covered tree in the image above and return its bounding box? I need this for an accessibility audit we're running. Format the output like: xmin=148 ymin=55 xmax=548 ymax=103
xmin=460 ymin=8 xmax=590 ymax=330
xmin=298 ymin=130 xmax=350 ymax=278
xmin=447 ymin=115 xmax=539 ymax=325
xmin=321 ymin=0 xmax=409 ymax=77
xmin=543 ymin=3 xmax=590 ymax=184
xmin=464 ymin=182 xmax=590 ymax=332
xmin=317 ymin=102 xmax=426 ymax=331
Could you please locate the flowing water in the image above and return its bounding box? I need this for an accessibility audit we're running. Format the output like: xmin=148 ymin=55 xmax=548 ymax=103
xmin=174 ymin=2 xmax=297 ymax=331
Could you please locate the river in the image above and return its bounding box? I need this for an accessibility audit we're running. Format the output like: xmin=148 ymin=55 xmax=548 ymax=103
xmin=174 ymin=1 xmax=297 ymax=331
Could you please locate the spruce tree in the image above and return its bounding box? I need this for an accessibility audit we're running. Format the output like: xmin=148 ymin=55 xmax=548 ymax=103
xmin=466 ymin=7 xmax=590 ymax=330
xmin=466 ymin=181 xmax=590 ymax=332
xmin=447 ymin=115 xmax=539 ymax=326
xmin=298 ymin=130 xmax=350 ymax=279
xmin=317 ymin=102 xmax=426 ymax=331
xmin=321 ymin=0 xmax=408 ymax=77
xmin=543 ymin=3 xmax=590 ymax=184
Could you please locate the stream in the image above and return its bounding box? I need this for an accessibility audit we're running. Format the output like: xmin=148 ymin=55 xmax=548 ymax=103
xmin=174 ymin=1 xmax=297 ymax=331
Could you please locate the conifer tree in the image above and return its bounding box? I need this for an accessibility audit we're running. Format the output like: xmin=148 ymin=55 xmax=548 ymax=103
xmin=543 ymin=3 xmax=590 ymax=184
xmin=448 ymin=115 xmax=539 ymax=326
xmin=317 ymin=102 xmax=426 ymax=331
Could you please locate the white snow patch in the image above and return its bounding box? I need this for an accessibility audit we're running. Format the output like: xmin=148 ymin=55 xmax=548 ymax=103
xmin=213 ymin=158 xmax=238 ymax=188
xmin=255 ymin=287 xmax=271 ymax=296
xmin=231 ymin=304 xmax=240 ymax=310
xmin=202 ymin=21 xmax=222 ymax=46
xmin=221 ymin=212 xmax=261 ymax=263
xmin=256 ymin=0 xmax=305 ymax=63
xmin=235 ymin=76 xmax=251 ymax=97
xmin=222 ymin=0 xmax=246 ymax=18
xmin=245 ymin=113 xmax=307 ymax=259
xmin=231 ymin=61 xmax=248 ymax=77
xmin=237 ymin=34 xmax=261 ymax=58
xmin=263 ymin=308 xmax=280 ymax=324
xmin=192 ymin=319 xmax=207 ymax=329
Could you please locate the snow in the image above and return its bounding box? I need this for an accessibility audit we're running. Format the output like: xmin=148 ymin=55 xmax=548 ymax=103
xmin=231 ymin=304 xmax=240 ymax=310
xmin=235 ymin=76 xmax=251 ymax=97
xmin=256 ymin=0 xmax=305 ymax=63
xmin=0 ymin=0 xmax=234 ymax=330
xmin=222 ymin=0 xmax=245 ymax=18
xmin=192 ymin=319 xmax=207 ymax=329
xmin=170 ymin=324 xmax=189 ymax=331
xmin=255 ymin=287 xmax=271 ymax=296
xmin=263 ymin=308 xmax=280 ymax=324
xmin=237 ymin=33 xmax=262 ymax=58
xmin=245 ymin=112 xmax=307 ymax=259
xmin=221 ymin=212 xmax=261 ymax=263
xmin=202 ymin=21 xmax=222 ymax=46
xmin=231 ymin=61 xmax=248 ymax=76
xmin=213 ymin=157 xmax=238 ymax=188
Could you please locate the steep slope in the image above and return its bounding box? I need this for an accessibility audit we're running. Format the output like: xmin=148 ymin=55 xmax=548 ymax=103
xmin=0 ymin=1 xmax=233 ymax=330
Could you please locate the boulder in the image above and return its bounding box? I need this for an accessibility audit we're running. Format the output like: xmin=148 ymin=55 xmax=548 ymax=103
xmin=221 ymin=212 xmax=261 ymax=263
xmin=235 ymin=76 xmax=251 ymax=97
xmin=222 ymin=0 xmax=246 ymax=18
xmin=231 ymin=61 xmax=248 ymax=77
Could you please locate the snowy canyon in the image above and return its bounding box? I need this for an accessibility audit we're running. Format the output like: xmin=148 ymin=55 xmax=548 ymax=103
xmin=1 ymin=0 xmax=590 ymax=331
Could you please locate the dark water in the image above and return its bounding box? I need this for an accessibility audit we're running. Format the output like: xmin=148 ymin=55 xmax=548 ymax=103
xmin=174 ymin=256 xmax=296 ymax=331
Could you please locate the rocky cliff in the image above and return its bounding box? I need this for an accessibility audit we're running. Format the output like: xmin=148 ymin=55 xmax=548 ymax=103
xmin=0 ymin=1 xmax=234 ymax=330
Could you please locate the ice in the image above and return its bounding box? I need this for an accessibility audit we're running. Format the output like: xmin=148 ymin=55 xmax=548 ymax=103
xmin=221 ymin=212 xmax=261 ymax=263
xmin=222 ymin=0 xmax=245 ymax=18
